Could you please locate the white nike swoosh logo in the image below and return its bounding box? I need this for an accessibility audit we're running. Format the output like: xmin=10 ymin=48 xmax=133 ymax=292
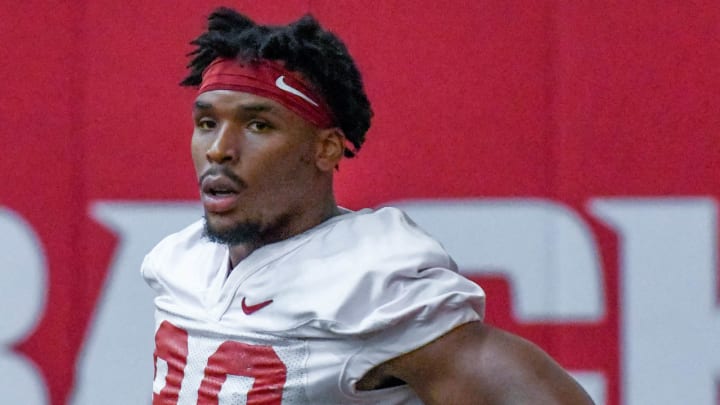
xmin=275 ymin=76 xmax=319 ymax=107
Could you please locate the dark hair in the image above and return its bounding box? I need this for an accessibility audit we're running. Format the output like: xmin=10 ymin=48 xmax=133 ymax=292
xmin=182 ymin=7 xmax=372 ymax=158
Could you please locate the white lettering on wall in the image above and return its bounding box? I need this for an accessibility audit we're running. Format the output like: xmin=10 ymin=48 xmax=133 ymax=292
xmin=592 ymin=198 xmax=720 ymax=405
xmin=0 ymin=208 xmax=48 ymax=404
xmin=71 ymin=202 xmax=201 ymax=405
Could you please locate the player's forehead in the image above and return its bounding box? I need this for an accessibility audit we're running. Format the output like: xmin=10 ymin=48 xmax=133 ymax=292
xmin=193 ymin=90 xmax=287 ymax=113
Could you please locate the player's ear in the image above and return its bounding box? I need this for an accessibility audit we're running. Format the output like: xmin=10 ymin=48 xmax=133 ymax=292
xmin=315 ymin=127 xmax=345 ymax=172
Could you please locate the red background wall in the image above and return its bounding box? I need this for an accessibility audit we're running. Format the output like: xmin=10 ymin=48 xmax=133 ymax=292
xmin=1 ymin=1 xmax=719 ymax=404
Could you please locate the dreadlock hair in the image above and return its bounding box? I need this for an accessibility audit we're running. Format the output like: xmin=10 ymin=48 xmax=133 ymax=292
xmin=181 ymin=7 xmax=372 ymax=158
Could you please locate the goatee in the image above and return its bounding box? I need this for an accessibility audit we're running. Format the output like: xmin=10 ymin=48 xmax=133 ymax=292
xmin=202 ymin=215 xmax=261 ymax=246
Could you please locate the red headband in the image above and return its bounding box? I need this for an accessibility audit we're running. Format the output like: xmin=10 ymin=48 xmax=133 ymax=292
xmin=199 ymin=58 xmax=334 ymax=128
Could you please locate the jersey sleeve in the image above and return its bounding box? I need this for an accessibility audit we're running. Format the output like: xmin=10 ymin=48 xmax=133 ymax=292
xmin=331 ymin=208 xmax=486 ymax=398
xmin=338 ymin=264 xmax=485 ymax=397
xmin=140 ymin=249 xmax=161 ymax=292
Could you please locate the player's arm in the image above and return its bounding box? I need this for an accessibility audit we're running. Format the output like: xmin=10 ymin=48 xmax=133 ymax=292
xmin=376 ymin=321 xmax=595 ymax=405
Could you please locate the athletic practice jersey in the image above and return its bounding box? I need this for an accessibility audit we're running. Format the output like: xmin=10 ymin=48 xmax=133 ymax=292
xmin=142 ymin=207 xmax=485 ymax=404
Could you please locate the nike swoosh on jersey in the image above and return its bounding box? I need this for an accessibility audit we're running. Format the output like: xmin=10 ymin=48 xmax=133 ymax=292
xmin=241 ymin=297 xmax=274 ymax=315
xmin=275 ymin=75 xmax=319 ymax=106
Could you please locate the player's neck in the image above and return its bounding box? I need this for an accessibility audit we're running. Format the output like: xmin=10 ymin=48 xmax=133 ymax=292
xmin=226 ymin=198 xmax=342 ymax=271
xmin=226 ymin=244 xmax=255 ymax=271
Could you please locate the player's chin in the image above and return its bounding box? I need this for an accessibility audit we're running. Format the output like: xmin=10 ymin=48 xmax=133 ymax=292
xmin=202 ymin=214 xmax=261 ymax=245
xmin=203 ymin=212 xmax=237 ymax=235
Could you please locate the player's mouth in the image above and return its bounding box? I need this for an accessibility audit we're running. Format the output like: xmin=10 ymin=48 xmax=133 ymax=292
xmin=200 ymin=175 xmax=241 ymax=213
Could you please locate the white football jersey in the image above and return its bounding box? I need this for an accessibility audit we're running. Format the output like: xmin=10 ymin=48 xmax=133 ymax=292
xmin=142 ymin=207 xmax=485 ymax=404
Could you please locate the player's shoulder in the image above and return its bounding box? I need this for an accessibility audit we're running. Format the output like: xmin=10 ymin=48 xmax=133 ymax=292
xmin=329 ymin=206 xmax=453 ymax=268
xmin=339 ymin=205 xmax=419 ymax=230
xmin=147 ymin=219 xmax=207 ymax=259
xmin=141 ymin=219 xmax=220 ymax=280
xmin=267 ymin=206 xmax=481 ymax=335
xmin=270 ymin=206 xmax=464 ymax=312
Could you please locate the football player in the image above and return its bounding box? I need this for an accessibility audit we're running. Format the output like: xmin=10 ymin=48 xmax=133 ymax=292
xmin=143 ymin=7 xmax=594 ymax=404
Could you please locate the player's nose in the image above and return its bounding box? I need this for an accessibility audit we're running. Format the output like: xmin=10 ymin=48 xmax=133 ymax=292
xmin=206 ymin=123 xmax=240 ymax=164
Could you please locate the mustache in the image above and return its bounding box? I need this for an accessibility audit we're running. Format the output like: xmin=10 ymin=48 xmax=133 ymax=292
xmin=198 ymin=166 xmax=247 ymax=189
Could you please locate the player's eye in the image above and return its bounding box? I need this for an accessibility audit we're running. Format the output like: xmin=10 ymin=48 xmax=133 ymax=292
xmin=197 ymin=119 xmax=217 ymax=130
xmin=248 ymin=121 xmax=272 ymax=133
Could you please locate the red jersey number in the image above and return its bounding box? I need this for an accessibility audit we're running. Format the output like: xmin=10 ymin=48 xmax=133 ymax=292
xmin=153 ymin=321 xmax=287 ymax=405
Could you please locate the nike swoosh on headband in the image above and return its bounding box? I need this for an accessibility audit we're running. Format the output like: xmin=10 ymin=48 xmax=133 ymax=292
xmin=275 ymin=75 xmax=319 ymax=107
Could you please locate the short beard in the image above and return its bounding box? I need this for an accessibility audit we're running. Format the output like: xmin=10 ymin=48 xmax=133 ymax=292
xmin=202 ymin=215 xmax=261 ymax=246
